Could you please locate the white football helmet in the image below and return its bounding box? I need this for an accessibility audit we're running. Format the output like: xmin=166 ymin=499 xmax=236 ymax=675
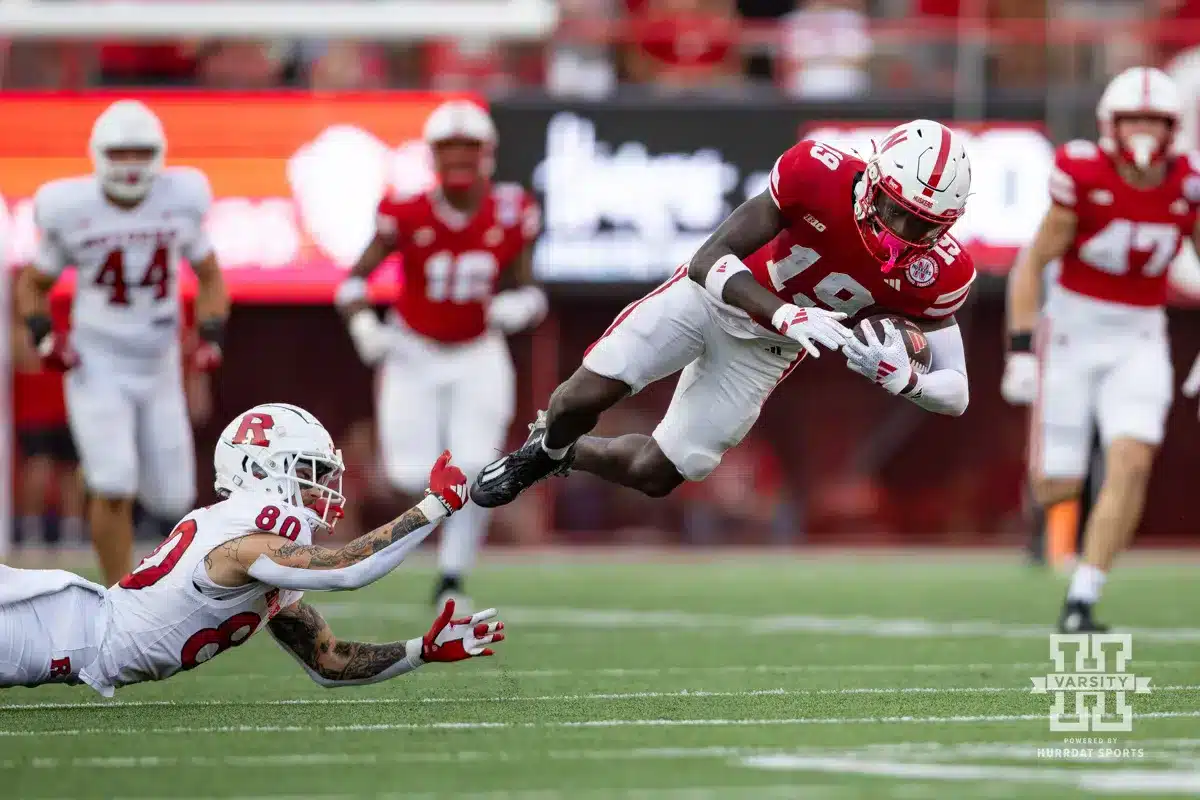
xmin=214 ymin=403 xmax=345 ymax=532
xmin=853 ymin=119 xmax=971 ymax=272
xmin=1097 ymin=66 xmax=1181 ymax=169
xmin=423 ymin=100 xmax=496 ymax=189
xmin=89 ymin=99 xmax=166 ymax=203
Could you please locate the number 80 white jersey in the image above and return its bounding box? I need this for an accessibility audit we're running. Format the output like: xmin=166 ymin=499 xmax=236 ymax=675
xmin=79 ymin=491 xmax=315 ymax=696
xmin=33 ymin=167 xmax=214 ymax=360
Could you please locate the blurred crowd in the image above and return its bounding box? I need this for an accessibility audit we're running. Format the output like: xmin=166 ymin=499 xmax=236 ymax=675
xmin=4 ymin=0 xmax=1199 ymax=96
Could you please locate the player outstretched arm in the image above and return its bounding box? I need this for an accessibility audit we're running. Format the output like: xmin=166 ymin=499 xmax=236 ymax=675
xmin=843 ymin=316 xmax=970 ymax=416
xmin=217 ymin=452 xmax=468 ymax=592
xmin=687 ymin=190 xmax=851 ymax=358
xmin=16 ymin=195 xmax=77 ymax=371
xmin=1003 ymin=203 xmax=1077 ymax=404
xmin=191 ymin=252 xmax=230 ymax=370
xmin=268 ymin=598 xmax=503 ymax=688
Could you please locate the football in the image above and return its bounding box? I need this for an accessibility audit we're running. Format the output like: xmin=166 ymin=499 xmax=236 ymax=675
xmin=855 ymin=314 xmax=933 ymax=375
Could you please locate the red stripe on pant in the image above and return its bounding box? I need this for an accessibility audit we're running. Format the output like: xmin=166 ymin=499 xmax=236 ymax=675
xmin=765 ymin=349 xmax=807 ymax=402
xmin=584 ymin=265 xmax=690 ymax=359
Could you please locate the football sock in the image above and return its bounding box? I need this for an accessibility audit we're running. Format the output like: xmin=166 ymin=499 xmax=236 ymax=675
xmin=542 ymin=440 xmax=572 ymax=460
xmin=18 ymin=515 xmax=44 ymax=547
xmin=1067 ymin=563 xmax=1106 ymax=605
xmin=438 ymin=501 xmax=488 ymax=576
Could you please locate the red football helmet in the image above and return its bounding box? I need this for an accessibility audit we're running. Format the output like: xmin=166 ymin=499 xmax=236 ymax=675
xmin=423 ymin=100 xmax=497 ymax=191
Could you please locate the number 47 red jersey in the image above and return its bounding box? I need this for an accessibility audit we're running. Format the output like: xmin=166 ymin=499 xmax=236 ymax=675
xmin=742 ymin=139 xmax=976 ymax=328
xmin=1049 ymin=140 xmax=1200 ymax=308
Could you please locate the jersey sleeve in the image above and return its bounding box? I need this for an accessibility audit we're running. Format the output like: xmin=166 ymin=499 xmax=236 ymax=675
xmin=177 ymin=168 xmax=215 ymax=263
xmin=31 ymin=183 xmax=71 ymax=277
xmin=519 ymin=191 xmax=541 ymax=246
xmin=375 ymin=192 xmax=414 ymax=249
xmin=1048 ymin=140 xmax=1100 ymax=209
xmin=769 ymin=139 xmax=833 ymax=217
xmin=917 ymin=237 xmax=976 ymax=320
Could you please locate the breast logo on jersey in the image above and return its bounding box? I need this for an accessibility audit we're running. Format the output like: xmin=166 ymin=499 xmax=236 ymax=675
xmin=414 ymin=227 xmax=435 ymax=247
xmin=1171 ymin=198 xmax=1189 ymax=216
xmin=1089 ymin=189 xmax=1114 ymax=206
xmin=905 ymin=256 xmax=939 ymax=288
xmin=484 ymin=226 xmax=503 ymax=247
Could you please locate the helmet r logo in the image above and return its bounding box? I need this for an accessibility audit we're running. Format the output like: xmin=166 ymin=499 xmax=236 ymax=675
xmin=234 ymin=413 xmax=275 ymax=447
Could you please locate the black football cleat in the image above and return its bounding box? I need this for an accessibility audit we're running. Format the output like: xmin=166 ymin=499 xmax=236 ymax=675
xmin=1058 ymin=600 xmax=1110 ymax=634
xmin=470 ymin=411 xmax=575 ymax=508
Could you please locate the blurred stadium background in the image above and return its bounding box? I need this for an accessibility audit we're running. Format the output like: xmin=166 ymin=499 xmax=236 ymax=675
xmin=6 ymin=0 xmax=1200 ymax=561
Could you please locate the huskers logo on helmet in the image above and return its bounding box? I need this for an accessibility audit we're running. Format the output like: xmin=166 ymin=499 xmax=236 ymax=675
xmin=853 ymin=119 xmax=971 ymax=274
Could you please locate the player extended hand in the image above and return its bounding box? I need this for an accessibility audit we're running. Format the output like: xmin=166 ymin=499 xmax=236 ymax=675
xmin=843 ymin=319 xmax=912 ymax=395
xmin=421 ymin=599 xmax=505 ymax=662
xmin=37 ymin=332 xmax=78 ymax=373
xmin=770 ymin=304 xmax=853 ymax=357
xmin=1001 ymin=353 xmax=1038 ymax=406
xmin=1182 ymin=352 xmax=1200 ymax=415
xmin=427 ymin=450 xmax=468 ymax=514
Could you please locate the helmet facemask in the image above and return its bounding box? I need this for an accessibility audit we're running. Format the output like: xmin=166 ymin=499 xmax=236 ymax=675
xmin=238 ymin=446 xmax=346 ymax=533
xmin=855 ymin=160 xmax=959 ymax=273
xmin=96 ymin=146 xmax=163 ymax=202
xmin=1111 ymin=115 xmax=1175 ymax=171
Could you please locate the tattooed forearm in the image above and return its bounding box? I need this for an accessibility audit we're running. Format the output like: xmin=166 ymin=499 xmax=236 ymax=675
xmin=269 ymin=602 xmax=409 ymax=682
xmin=262 ymin=505 xmax=431 ymax=571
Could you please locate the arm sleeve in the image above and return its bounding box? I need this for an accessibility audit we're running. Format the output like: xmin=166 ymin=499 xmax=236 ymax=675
xmin=32 ymin=192 xmax=69 ymax=277
xmin=182 ymin=170 xmax=216 ymax=263
xmin=247 ymin=496 xmax=448 ymax=591
xmin=270 ymin=633 xmax=426 ymax=688
xmin=905 ymin=323 xmax=969 ymax=416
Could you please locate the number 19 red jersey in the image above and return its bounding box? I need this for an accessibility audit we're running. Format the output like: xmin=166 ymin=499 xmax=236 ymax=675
xmin=376 ymin=184 xmax=540 ymax=343
xmin=743 ymin=140 xmax=976 ymax=327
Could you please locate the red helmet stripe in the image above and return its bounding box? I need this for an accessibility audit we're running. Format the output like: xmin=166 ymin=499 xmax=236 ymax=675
xmin=921 ymin=125 xmax=953 ymax=198
xmin=1142 ymin=68 xmax=1151 ymax=109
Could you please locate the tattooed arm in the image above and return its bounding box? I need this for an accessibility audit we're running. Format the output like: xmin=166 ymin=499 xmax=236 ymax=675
xmin=267 ymin=601 xmax=424 ymax=687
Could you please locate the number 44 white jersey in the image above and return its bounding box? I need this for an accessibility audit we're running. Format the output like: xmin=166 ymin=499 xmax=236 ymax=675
xmin=33 ymin=167 xmax=213 ymax=360
xmin=79 ymin=491 xmax=316 ymax=696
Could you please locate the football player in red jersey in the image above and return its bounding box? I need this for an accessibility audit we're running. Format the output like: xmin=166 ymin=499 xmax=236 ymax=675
xmin=471 ymin=119 xmax=974 ymax=509
xmin=334 ymin=100 xmax=545 ymax=610
xmin=1005 ymin=67 xmax=1200 ymax=633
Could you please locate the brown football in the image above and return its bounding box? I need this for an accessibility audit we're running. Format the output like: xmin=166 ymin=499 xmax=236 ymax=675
xmin=854 ymin=314 xmax=933 ymax=375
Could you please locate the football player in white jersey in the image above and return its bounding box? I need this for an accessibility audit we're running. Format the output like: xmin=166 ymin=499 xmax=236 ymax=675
xmin=0 ymin=403 xmax=503 ymax=695
xmin=14 ymin=99 xmax=230 ymax=587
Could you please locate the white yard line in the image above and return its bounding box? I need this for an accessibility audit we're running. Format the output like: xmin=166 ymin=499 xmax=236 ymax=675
xmin=14 ymin=739 xmax=1200 ymax=771
xmin=174 ymin=659 xmax=1198 ymax=682
xmin=4 ymin=684 xmax=1199 ymax=712
xmin=3 ymin=710 xmax=1199 ymax=738
xmin=315 ymin=603 xmax=1200 ymax=643
xmin=741 ymin=755 xmax=1200 ymax=795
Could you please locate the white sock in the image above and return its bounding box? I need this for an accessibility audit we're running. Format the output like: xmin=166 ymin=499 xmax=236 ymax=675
xmin=1067 ymin=563 xmax=1107 ymax=604
xmin=542 ymin=439 xmax=572 ymax=460
xmin=59 ymin=516 xmax=86 ymax=546
xmin=19 ymin=515 xmax=44 ymax=545
xmin=438 ymin=502 xmax=490 ymax=576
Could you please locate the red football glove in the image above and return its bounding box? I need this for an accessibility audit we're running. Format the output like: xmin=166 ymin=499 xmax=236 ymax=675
xmin=37 ymin=333 xmax=78 ymax=373
xmin=421 ymin=599 xmax=504 ymax=663
xmin=427 ymin=450 xmax=467 ymax=513
xmin=192 ymin=341 xmax=223 ymax=372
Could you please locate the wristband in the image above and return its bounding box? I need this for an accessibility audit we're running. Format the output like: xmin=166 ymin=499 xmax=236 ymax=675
xmin=197 ymin=318 xmax=225 ymax=349
xmin=703 ymin=254 xmax=750 ymax=302
xmin=1008 ymin=332 xmax=1034 ymax=353
xmin=25 ymin=314 xmax=52 ymax=348
xmin=335 ymin=277 xmax=368 ymax=308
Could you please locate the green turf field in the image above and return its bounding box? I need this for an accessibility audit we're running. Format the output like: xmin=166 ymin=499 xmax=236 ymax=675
xmin=3 ymin=553 xmax=1199 ymax=799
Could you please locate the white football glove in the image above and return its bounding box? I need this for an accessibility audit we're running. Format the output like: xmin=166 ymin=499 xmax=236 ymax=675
xmin=1001 ymin=352 xmax=1038 ymax=406
xmin=770 ymin=304 xmax=853 ymax=357
xmin=842 ymin=319 xmax=913 ymax=396
xmin=487 ymin=286 xmax=548 ymax=333
xmin=1183 ymin=351 xmax=1200 ymax=398
xmin=346 ymin=308 xmax=390 ymax=365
